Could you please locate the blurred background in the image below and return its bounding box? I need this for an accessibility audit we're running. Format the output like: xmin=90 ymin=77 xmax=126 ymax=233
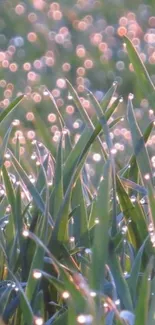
xmin=0 ymin=0 xmax=155 ymax=179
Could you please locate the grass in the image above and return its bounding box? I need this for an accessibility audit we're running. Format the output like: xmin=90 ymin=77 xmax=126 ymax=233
xmin=0 ymin=38 xmax=155 ymax=325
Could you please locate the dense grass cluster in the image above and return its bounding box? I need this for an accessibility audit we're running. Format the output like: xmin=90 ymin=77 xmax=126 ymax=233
xmin=0 ymin=37 xmax=155 ymax=325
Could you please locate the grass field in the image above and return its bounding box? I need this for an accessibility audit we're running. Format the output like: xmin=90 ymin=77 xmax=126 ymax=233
xmin=0 ymin=1 xmax=155 ymax=324
xmin=0 ymin=36 xmax=155 ymax=324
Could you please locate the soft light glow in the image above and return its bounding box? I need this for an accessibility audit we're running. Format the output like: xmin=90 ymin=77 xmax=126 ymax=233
xmin=22 ymin=230 xmax=29 ymax=237
xmin=77 ymin=314 xmax=93 ymax=324
xmin=62 ymin=291 xmax=70 ymax=299
xmin=34 ymin=317 xmax=44 ymax=325
xmin=33 ymin=270 xmax=42 ymax=279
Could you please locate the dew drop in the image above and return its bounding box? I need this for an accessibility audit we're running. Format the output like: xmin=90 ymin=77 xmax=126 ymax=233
xmin=113 ymin=81 xmax=118 ymax=86
xmin=15 ymin=287 xmax=19 ymax=292
xmin=22 ymin=230 xmax=29 ymax=237
xmin=68 ymin=92 xmax=73 ymax=100
xmin=43 ymin=90 xmax=49 ymax=96
xmin=69 ymin=236 xmax=75 ymax=243
xmin=128 ymin=93 xmax=134 ymax=100
xmin=122 ymin=225 xmax=128 ymax=234
xmin=115 ymin=299 xmax=120 ymax=305
xmin=90 ymin=291 xmax=96 ymax=297
xmin=77 ymin=314 xmax=93 ymax=324
xmin=92 ymin=153 xmax=101 ymax=162
xmin=62 ymin=291 xmax=70 ymax=299
xmin=119 ymin=97 xmax=123 ymax=103
xmin=111 ymin=148 xmax=117 ymax=155
xmin=33 ymin=270 xmax=42 ymax=279
xmin=85 ymin=248 xmax=92 ymax=254
xmin=144 ymin=173 xmax=150 ymax=180
xmin=130 ymin=195 xmax=136 ymax=203
xmin=34 ymin=317 xmax=44 ymax=325
xmin=140 ymin=198 xmax=146 ymax=204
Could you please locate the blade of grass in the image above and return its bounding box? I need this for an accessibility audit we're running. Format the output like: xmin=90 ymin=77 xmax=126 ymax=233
xmin=9 ymin=150 xmax=54 ymax=227
xmin=25 ymin=175 xmax=49 ymax=302
xmin=66 ymin=79 xmax=107 ymax=160
xmin=90 ymin=159 xmax=112 ymax=295
xmin=127 ymin=97 xmax=155 ymax=230
xmin=0 ymin=95 xmax=24 ymax=126
xmin=134 ymin=258 xmax=153 ymax=325
xmin=128 ymin=236 xmax=149 ymax=304
xmin=124 ymin=36 xmax=155 ymax=109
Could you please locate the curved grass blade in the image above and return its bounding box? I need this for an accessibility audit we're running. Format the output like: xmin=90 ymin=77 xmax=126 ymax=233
xmin=109 ymin=116 xmax=124 ymax=129
xmin=52 ymin=135 xmax=64 ymax=219
xmin=44 ymin=88 xmax=65 ymax=128
xmin=148 ymin=276 xmax=155 ymax=324
xmin=25 ymin=178 xmax=49 ymax=301
xmin=64 ymin=126 xmax=93 ymax=191
xmin=108 ymin=252 xmax=134 ymax=311
xmin=90 ymin=159 xmax=112 ymax=295
xmin=66 ymin=79 xmax=107 ymax=160
xmin=134 ymin=258 xmax=153 ymax=325
xmin=53 ymin=121 xmax=103 ymax=243
xmin=7 ymin=267 xmax=34 ymax=324
xmin=87 ymin=89 xmax=117 ymax=236
xmin=100 ymin=81 xmax=118 ymax=112
xmin=33 ymin=112 xmax=56 ymax=157
xmin=0 ymin=95 xmax=24 ymax=126
xmin=116 ymin=175 xmax=151 ymax=253
xmin=120 ymin=177 xmax=147 ymax=196
xmin=105 ymin=97 xmax=120 ymax=120
xmin=127 ymin=98 xmax=155 ymax=228
xmin=124 ymin=36 xmax=155 ymax=108
xmin=26 ymin=231 xmax=90 ymax=315
xmin=127 ymin=99 xmax=153 ymax=186
xmin=71 ymin=177 xmax=89 ymax=247
xmin=0 ymin=126 xmax=12 ymax=167
xmin=2 ymin=165 xmax=16 ymax=256
xmin=128 ymin=236 xmax=149 ymax=304
xmin=123 ymin=120 xmax=154 ymax=181
xmin=9 ymin=150 xmax=54 ymax=226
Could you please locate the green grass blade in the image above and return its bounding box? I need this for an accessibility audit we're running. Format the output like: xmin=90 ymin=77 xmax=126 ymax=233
xmin=116 ymin=175 xmax=150 ymax=252
xmin=0 ymin=95 xmax=24 ymax=126
xmin=87 ymin=90 xmax=117 ymax=236
xmin=25 ymin=178 xmax=49 ymax=301
xmin=123 ymin=120 xmax=154 ymax=181
xmin=9 ymin=150 xmax=54 ymax=224
xmin=71 ymin=177 xmax=89 ymax=246
xmin=66 ymin=79 xmax=107 ymax=160
xmin=124 ymin=36 xmax=155 ymax=108
xmin=64 ymin=127 xmax=93 ymax=191
xmin=100 ymin=81 xmax=118 ymax=112
xmin=109 ymin=116 xmax=124 ymax=129
xmin=52 ymin=135 xmax=64 ymax=219
xmin=7 ymin=267 xmax=34 ymax=324
xmin=2 ymin=165 xmax=16 ymax=255
xmin=0 ymin=126 xmax=12 ymax=167
xmin=134 ymin=258 xmax=153 ymax=325
xmin=127 ymin=97 xmax=155 ymax=229
xmin=53 ymin=121 xmax=103 ymax=243
xmin=90 ymin=159 xmax=111 ymax=293
xmin=128 ymin=236 xmax=149 ymax=304
xmin=127 ymin=97 xmax=153 ymax=186
xmin=105 ymin=97 xmax=120 ymax=120
xmin=33 ymin=112 xmax=56 ymax=157
xmin=108 ymin=252 xmax=134 ymax=311
xmin=148 ymin=276 xmax=155 ymax=324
